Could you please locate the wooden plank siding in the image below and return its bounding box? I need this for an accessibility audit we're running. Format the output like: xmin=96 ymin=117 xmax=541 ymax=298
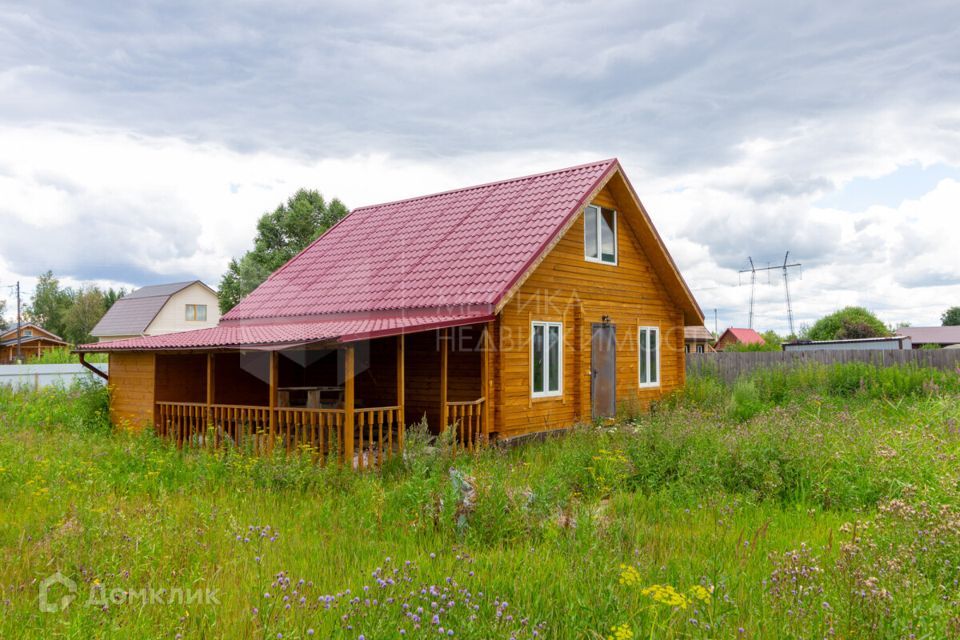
xmin=495 ymin=183 xmax=686 ymax=437
xmin=108 ymin=352 xmax=156 ymax=430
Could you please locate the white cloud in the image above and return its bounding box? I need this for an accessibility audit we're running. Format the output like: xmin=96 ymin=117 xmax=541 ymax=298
xmin=2 ymin=1 xmax=960 ymax=331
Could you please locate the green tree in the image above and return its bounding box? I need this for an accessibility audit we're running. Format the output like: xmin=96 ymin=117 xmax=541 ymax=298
xmin=0 ymin=299 xmax=7 ymax=331
xmin=25 ymin=271 xmax=74 ymax=337
xmin=218 ymin=189 xmax=348 ymax=313
xmin=941 ymin=306 xmax=960 ymax=326
xmin=803 ymin=306 xmax=890 ymax=341
xmin=62 ymin=286 xmax=107 ymax=345
xmin=104 ymin=287 xmax=126 ymax=311
xmin=760 ymin=330 xmax=783 ymax=348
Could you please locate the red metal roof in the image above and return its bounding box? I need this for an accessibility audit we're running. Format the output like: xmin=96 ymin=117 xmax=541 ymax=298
xmin=224 ymin=159 xmax=618 ymax=320
xmin=718 ymin=327 xmax=766 ymax=345
xmin=80 ymin=307 xmax=492 ymax=351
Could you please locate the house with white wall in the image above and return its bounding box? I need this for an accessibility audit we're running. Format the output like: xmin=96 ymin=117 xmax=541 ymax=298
xmin=91 ymin=281 xmax=220 ymax=341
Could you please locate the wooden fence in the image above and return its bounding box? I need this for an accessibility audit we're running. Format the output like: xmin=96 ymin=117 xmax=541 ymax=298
xmin=687 ymin=349 xmax=960 ymax=384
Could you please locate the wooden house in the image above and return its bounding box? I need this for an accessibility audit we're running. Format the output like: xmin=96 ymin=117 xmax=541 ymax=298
xmin=77 ymin=160 xmax=703 ymax=464
xmin=684 ymin=325 xmax=715 ymax=353
xmin=714 ymin=327 xmax=765 ymax=351
xmin=0 ymin=323 xmax=68 ymax=363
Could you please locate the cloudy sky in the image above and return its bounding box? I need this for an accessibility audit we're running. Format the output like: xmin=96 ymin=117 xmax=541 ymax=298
xmin=1 ymin=0 xmax=958 ymax=333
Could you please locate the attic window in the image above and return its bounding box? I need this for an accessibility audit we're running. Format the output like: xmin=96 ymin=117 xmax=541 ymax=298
xmin=22 ymin=329 xmax=32 ymax=337
xmin=584 ymin=205 xmax=617 ymax=265
xmin=185 ymin=304 xmax=207 ymax=322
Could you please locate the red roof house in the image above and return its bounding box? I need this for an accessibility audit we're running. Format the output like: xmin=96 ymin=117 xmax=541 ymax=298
xmin=714 ymin=327 xmax=766 ymax=351
xmin=79 ymin=159 xmax=702 ymax=463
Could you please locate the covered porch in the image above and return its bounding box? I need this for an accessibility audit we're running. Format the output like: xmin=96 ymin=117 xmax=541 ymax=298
xmin=150 ymin=324 xmax=493 ymax=468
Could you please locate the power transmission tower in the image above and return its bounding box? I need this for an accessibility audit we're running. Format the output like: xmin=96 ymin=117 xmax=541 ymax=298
xmin=739 ymin=254 xmax=801 ymax=333
xmin=738 ymin=257 xmax=758 ymax=329
xmin=781 ymin=252 xmax=797 ymax=337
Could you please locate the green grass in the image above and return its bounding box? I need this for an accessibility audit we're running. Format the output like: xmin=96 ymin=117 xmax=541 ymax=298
xmin=1 ymin=363 xmax=959 ymax=639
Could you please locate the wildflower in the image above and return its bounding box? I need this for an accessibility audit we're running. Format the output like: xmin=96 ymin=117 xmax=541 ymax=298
xmin=689 ymin=584 xmax=712 ymax=603
xmin=607 ymin=623 xmax=633 ymax=640
xmin=618 ymin=564 xmax=641 ymax=586
xmin=641 ymin=584 xmax=689 ymax=609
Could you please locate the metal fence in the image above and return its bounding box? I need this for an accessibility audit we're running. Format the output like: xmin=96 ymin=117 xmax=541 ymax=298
xmin=0 ymin=363 xmax=109 ymax=390
xmin=686 ymin=349 xmax=960 ymax=384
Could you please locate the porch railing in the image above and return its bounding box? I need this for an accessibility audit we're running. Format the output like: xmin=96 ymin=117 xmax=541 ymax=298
xmin=443 ymin=397 xmax=486 ymax=452
xmin=154 ymin=402 xmax=405 ymax=469
xmin=355 ymin=406 xmax=403 ymax=470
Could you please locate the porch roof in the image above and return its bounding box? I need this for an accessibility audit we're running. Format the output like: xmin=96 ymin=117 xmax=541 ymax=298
xmin=75 ymin=306 xmax=492 ymax=352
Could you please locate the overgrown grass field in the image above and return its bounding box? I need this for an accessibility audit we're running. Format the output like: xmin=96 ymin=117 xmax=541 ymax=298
xmin=1 ymin=363 xmax=959 ymax=639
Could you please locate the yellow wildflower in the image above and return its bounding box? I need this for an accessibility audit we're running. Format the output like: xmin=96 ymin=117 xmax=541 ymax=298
xmin=618 ymin=564 xmax=641 ymax=586
xmin=607 ymin=623 xmax=633 ymax=640
xmin=641 ymin=584 xmax=689 ymax=609
xmin=689 ymin=584 xmax=713 ymax=603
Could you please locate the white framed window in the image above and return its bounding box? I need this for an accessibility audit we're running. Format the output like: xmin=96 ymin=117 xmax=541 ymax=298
xmin=696 ymin=344 xmax=705 ymax=354
xmin=531 ymin=321 xmax=562 ymax=397
xmin=185 ymin=304 xmax=207 ymax=322
xmin=584 ymin=204 xmax=617 ymax=265
xmin=638 ymin=326 xmax=660 ymax=387
xmin=22 ymin=329 xmax=32 ymax=337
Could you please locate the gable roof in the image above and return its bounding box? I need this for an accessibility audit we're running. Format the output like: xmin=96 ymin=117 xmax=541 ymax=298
xmin=684 ymin=326 xmax=714 ymax=342
xmin=0 ymin=334 xmax=68 ymax=348
xmin=895 ymin=326 xmax=960 ymax=345
xmin=91 ymin=280 xmax=211 ymax=337
xmin=0 ymin=323 xmax=64 ymax=342
xmin=225 ymin=160 xmax=620 ymax=320
xmin=717 ymin=327 xmax=765 ymax=346
xmin=0 ymin=323 xmax=67 ymax=347
xmin=80 ymin=160 xmax=702 ymax=352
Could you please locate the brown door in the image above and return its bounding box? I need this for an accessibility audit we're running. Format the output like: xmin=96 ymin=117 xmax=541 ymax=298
xmin=591 ymin=323 xmax=616 ymax=419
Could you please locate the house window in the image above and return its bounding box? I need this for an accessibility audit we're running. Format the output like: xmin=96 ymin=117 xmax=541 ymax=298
xmin=531 ymin=321 xmax=562 ymax=397
xmin=22 ymin=329 xmax=32 ymax=337
xmin=696 ymin=344 xmax=705 ymax=354
xmin=185 ymin=304 xmax=207 ymax=321
xmin=639 ymin=326 xmax=660 ymax=387
xmin=584 ymin=205 xmax=617 ymax=264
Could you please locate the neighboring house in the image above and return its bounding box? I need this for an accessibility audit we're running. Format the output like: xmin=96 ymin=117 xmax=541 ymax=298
xmin=78 ymin=159 xmax=703 ymax=456
xmin=714 ymin=327 xmax=765 ymax=351
xmin=91 ymin=281 xmax=220 ymax=341
xmin=782 ymin=336 xmax=911 ymax=351
xmin=0 ymin=323 xmax=68 ymax=363
xmin=894 ymin=326 xmax=960 ymax=349
xmin=684 ymin=326 xmax=715 ymax=353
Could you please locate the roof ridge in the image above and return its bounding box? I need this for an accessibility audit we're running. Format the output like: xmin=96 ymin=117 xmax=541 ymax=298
xmin=351 ymin=158 xmax=618 ymax=212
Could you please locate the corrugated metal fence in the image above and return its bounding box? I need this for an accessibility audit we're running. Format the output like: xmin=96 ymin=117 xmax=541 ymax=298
xmin=687 ymin=350 xmax=960 ymax=384
xmin=0 ymin=363 xmax=108 ymax=390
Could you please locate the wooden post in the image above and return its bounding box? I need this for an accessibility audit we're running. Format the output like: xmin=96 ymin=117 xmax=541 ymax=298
xmin=268 ymin=351 xmax=278 ymax=453
xmin=439 ymin=328 xmax=448 ymax=432
xmin=206 ymin=352 xmax=215 ymax=446
xmin=481 ymin=322 xmax=492 ymax=439
xmin=343 ymin=345 xmax=355 ymax=467
xmin=397 ymin=334 xmax=405 ymax=449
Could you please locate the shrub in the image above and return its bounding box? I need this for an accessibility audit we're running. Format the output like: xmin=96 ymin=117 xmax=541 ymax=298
xmin=804 ymin=306 xmax=890 ymax=341
xmin=728 ymin=379 xmax=765 ymax=421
